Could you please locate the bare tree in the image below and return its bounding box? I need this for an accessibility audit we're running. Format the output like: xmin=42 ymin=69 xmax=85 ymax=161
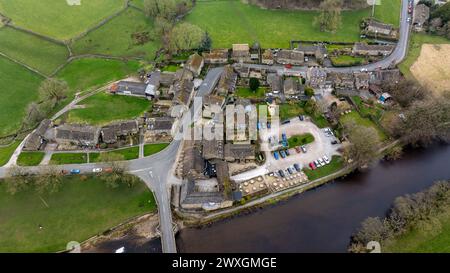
xmin=342 ymin=119 xmax=381 ymax=166
xmin=4 ymin=166 xmax=34 ymax=195
xmin=34 ymin=166 xmax=63 ymax=194
xmin=314 ymin=0 xmax=343 ymax=32
xmin=38 ymin=78 xmax=69 ymax=104
xmin=169 ymin=22 xmax=204 ymax=53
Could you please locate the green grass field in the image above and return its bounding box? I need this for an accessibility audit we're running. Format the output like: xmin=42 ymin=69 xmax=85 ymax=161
xmin=71 ymin=8 xmax=160 ymax=60
xmin=0 ymin=0 xmax=125 ymax=41
xmin=399 ymin=33 xmax=450 ymax=78
xmin=330 ymin=55 xmax=365 ymax=67
xmin=288 ymin=133 xmax=314 ymax=148
xmin=17 ymin=151 xmax=45 ymax=166
xmin=50 ymin=153 xmax=87 ymax=165
xmin=279 ymin=103 xmax=305 ymax=121
xmin=235 ymin=87 xmax=267 ymax=99
xmin=0 ymin=140 xmax=21 ymax=166
xmin=384 ymin=209 xmax=450 ymax=253
xmin=67 ymin=92 xmax=151 ymax=125
xmin=340 ymin=111 xmax=387 ymax=141
xmin=0 ymin=56 xmax=43 ymax=137
xmin=90 ymin=146 xmax=140 ymax=162
xmin=185 ymin=0 xmax=396 ymax=48
xmin=0 ymin=27 xmax=69 ymax=75
xmin=303 ymin=155 xmax=343 ymax=180
xmin=0 ymin=175 xmax=156 ymax=252
xmin=144 ymin=143 xmax=169 ymax=157
xmin=373 ymin=0 xmax=401 ymax=27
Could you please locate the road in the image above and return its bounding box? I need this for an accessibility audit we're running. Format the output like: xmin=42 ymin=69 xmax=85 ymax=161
xmin=0 ymin=0 xmax=410 ymax=253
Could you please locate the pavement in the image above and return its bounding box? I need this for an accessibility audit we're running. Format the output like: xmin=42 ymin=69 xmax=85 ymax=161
xmin=0 ymin=0 xmax=411 ymax=253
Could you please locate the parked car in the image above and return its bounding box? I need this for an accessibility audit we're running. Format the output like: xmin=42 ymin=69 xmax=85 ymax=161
xmin=92 ymin=168 xmax=102 ymax=173
xmin=267 ymin=122 xmax=271 ymax=129
xmin=309 ymin=162 xmax=317 ymax=170
xmin=104 ymin=167 xmax=113 ymax=173
xmin=314 ymin=160 xmax=320 ymax=168
xmin=295 ymin=146 xmax=301 ymax=153
xmin=273 ymin=151 xmax=280 ymax=160
xmin=280 ymin=150 xmax=286 ymax=158
xmin=281 ymin=120 xmax=291 ymax=125
xmin=301 ymin=145 xmax=307 ymax=153
xmin=323 ymin=155 xmax=331 ymax=164
xmin=287 ymin=168 xmax=293 ymax=175
xmin=294 ymin=163 xmax=301 ymax=172
xmin=285 ymin=149 xmax=290 ymax=156
xmin=298 ymin=115 xmax=304 ymax=121
xmin=278 ymin=170 xmax=286 ymax=177
xmin=318 ymin=158 xmax=325 ymax=166
xmin=70 ymin=169 xmax=81 ymax=175
xmin=284 ymin=64 xmax=292 ymax=69
xmin=331 ymin=140 xmax=339 ymax=145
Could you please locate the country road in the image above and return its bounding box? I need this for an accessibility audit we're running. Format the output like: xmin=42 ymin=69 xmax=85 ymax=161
xmin=0 ymin=0 xmax=411 ymax=254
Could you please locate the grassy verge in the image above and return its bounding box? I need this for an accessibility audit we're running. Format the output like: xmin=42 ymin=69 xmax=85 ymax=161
xmin=235 ymin=87 xmax=266 ymax=99
xmin=71 ymin=8 xmax=160 ymax=60
xmin=67 ymin=92 xmax=151 ymax=125
xmin=287 ymin=133 xmax=314 ymax=148
xmin=144 ymin=143 xmax=169 ymax=157
xmin=0 ymin=175 xmax=156 ymax=252
xmin=303 ymin=155 xmax=343 ymax=180
xmin=50 ymin=153 xmax=87 ymax=165
xmin=90 ymin=146 xmax=140 ymax=162
xmin=0 ymin=56 xmax=43 ymax=137
xmin=0 ymin=0 xmax=124 ymax=40
xmin=330 ymin=55 xmax=365 ymax=67
xmin=0 ymin=140 xmax=21 ymax=167
xmin=398 ymin=33 xmax=450 ymax=78
xmin=0 ymin=27 xmax=68 ymax=75
xmin=17 ymin=151 xmax=45 ymax=166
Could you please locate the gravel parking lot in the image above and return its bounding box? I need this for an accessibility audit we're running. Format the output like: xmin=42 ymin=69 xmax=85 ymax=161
xmin=232 ymin=117 xmax=342 ymax=183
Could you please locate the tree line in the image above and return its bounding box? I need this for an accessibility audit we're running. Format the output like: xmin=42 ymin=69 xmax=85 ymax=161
xmin=349 ymin=180 xmax=450 ymax=252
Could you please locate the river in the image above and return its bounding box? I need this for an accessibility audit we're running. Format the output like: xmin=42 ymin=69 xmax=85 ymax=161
xmin=176 ymin=144 xmax=450 ymax=253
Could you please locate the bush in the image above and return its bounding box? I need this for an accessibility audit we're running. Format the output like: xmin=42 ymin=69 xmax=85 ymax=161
xmin=249 ymin=77 xmax=260 ymax=92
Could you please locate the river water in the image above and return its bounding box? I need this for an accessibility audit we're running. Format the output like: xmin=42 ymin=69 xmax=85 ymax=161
xmin=176 ymin=144 xmax=450 ymax=253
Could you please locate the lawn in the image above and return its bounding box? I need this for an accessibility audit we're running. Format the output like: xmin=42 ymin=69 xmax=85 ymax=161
xmin=352 ymin=96 xmax=383 ymax=121
xmin=330 ymin=55 xmax=365 ymax=67
xmin=17 ymin=151 xmax=45 ymax=166
xmin=50 ymin=153 xmax=87 ymax=165
xmin=373 ymin=0 xmax=401 ymax=27
xmin=235 ymin=87 xmax=267 ymax=99
xmin=0 ymin=140 xmax=21 ymax=166
xmin=66 ymin=92 xmax=151 ymax=125
xmin=0 ymin=0 xmax=125 ymax=41
xmin=303 ymin=155 xmax=343 ymax=180
xmin=0 ymin=56 xmax=43 ymax=137
xmin=71 ymin=8 xmax=160 ymax=60
xmin=0 ymin=27 xmax=69 ymax=75
xmin=340 ymin=111 xmax=387 ymax=141
xmin=279 ymin=103 xmax=305 ymax=121
xmin=185 ymin=0 xmax=392 ymax=48
xmin=90 ymin=146 xmax=140 ymax=162
xmin=287 ymin=133 xmax=315 ymax=148
xmin=398 ymin=33 xmax=450 ymax=78
xmin=161 ymin=64 xmax=181 ymax=72
xmin=144 ymin=143 xmax=170 ymax=157
xmin=0 ymin=175 xmax=156 ymax=252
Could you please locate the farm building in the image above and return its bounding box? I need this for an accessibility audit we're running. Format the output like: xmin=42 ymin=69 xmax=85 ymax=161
xmin=111 ymin=81 xmax=155 ymax=99
xmin=23 ymin=119 xmax=51 ymax=151
xmin=54 ymin=124 xmax=100 ymax=148
xmin=232 ymin=44 xmax=251 ymax=63
xmin=203 ymin=49 xmax=229 ymax=64
xmin=185 ymin=53 xmax=205 ymax=76
xmin=216 ymin=65 xmax=238 ymax=96
xmin=224 ymin=143 xmax=255 ymax=163
xmin=352 ymin=43 xmax=394 ymax=56
xmin=276 ymin=49 xmax=304 ymax=65
xmin=100 ymin=120 xmax=139 ymax=144
xmin=413 ymin=4 xmax=430 ymax=31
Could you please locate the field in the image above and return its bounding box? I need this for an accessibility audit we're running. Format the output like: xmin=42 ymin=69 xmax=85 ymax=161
xmin=66 ymin=92 xmax=151 ymax=125
xmin=0 ymin=140 xmax=21 ymax=166
xmin=399 ymin=33 xmax=450 ymax=78
xmin=340 ymin=111 xmax=387 ymax=141
xmin=0 ymin=27 xmax=69 ymax=75
xmin=17 ymin=151 xmax=45 ymax=166
xmin=0 ymin=0 xmax=125 ymax=41
xmin=144 ymin=143 xmax=170 ymax=157
xmin=71 ymin=8 xmax=160 ymax=60
xmin=0 ymin=175 xmax=156 ymax=252
xmin=235 ymin=87 xmax=267 ymax=99
xmin=303 ymin=155 xmax=343 ymax=180
xmin=50 ymin=153 xmax=88 ymax=165
xmin=384 ymin=209 xmax=450 ymax=253
xmin=330 ymin=55 xmax=365 ymax=67
xmin=373 ymin=0 xmax=401 ymax=27
xmin=288 ymin=133 xmax=315 ymax=148
xmin=185 ymin=0 xmax=395 ymax=48
xmin=279 ymin=103 xmax=306 ymax=121
xmin=0 ymin=56 xmax=43 ymax=137
xmin=410 ymin=44 xmax=450 ymax=96
xmin=90 ymin=146 xmax=140 ymax=162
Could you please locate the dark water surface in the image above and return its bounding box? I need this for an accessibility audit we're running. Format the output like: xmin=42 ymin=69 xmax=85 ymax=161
xmin=176 ymin=144 xmax=450 ymax=253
